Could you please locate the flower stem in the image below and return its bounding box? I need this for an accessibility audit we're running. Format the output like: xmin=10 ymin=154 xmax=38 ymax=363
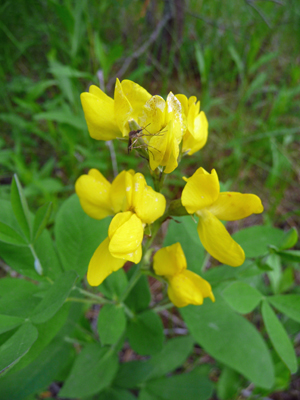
xmin=152 ymin=302 xmax=174 ymax=313
xmin=118 ymin=263 xmax=142 ymax=303
xmin=74 ymin=287 xmax=113 ymax=304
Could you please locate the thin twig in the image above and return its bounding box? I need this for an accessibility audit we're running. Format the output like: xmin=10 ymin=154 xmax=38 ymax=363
xmin=105 ymin=140 xmax=118 ymax=177
xmin=245 ymin=0 xmax=272 ymax=28
xmin=107 ymin=12 xmax=172 ymax=92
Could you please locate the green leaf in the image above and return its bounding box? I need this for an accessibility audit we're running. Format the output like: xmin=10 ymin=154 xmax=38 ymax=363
xmin=10 ymin=175 xmax=32 ymax=241
xmin=31 ymin=270 xmax=77 ymax=324
xmin=97 ymin=304 xmax=126 ymax=345
xmin=139 ymin=389 xmax=158 ymax=400
xmin=266 ymin=254 xmax=282 ymax=294
xmin=276 ymin=250 xmax=300 ymax=263
xmin=145 ymin=367 xmax=214 ymax=400
xmin=0 ymin=323 xmax=38 ymax=374
xmin=0 ymin=278 xmax=40 ymax=318
xmin=267 ymin=294 xmax=300 ymax=323
xmin=261 ymin=301 xmax=297 ymax=373
xmin=0 ymin=315 xmax=25 ymax=335
xmin=114 ymin=360 xmax=154 ymax=389
xmin=55 ymin=194 xmax=111 ymax=278
xmin=0 ymin=339 xmax=71 ymax=400
xmin=114 ymin=336 xmax=195 ymax=389
xmin=127 ymin=310 xmax=164 ymax=356
xmin=163 ymin=216 xmax=205 ymax=274
xmin=99 ymin=269 xmax=128 ymax=300
xmin=0 ymin=221 xmax=27 ymax=246
xmin=216 ymin=367 xmax=241 ymax=400
xmin=280 ymin=227 xmax=298 ymax=250
xmin=125 ymin=266 xmax=151 ymax=313
xmin=233 ymin=226 xmax=285 ymax=258
xmin=146 ymin=335 xmax=194 ymax=380
xmin=222 ymin=282 xmax=263 ymax=314
xmin=12 ymin=303 xmax=70 ymax=373
xmin=32 ymin=202 xmax=52 ymax=243
xmin=181 ymin=293 xmax=274 ymax=389
xmin=59 ymin=344 xmax=118 ymax=398
xmin=98 ymin=388 xmax=136 ymax=400
xmin=0 ymin=200 xmax=62 ymax=280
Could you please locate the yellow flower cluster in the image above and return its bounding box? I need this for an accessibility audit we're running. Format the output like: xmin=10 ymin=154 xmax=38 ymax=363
xmin=77 ymin=78 xmax=264 ymax=307
xmin=81 ymin=79 xmax=208 ymax=173
xmin=76 ymin=169 xmax=166 ymax=286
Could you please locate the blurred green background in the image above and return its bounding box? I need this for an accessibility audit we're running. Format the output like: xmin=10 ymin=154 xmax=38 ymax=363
xmin=1 ymin=0 xmax=299 ymax=227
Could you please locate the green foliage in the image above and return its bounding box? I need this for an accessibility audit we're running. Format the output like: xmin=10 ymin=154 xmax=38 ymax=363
xmin=0 ymin=1 xmax=299 ymax=399
xmin=127 ymin=310 xmax=164 ymax=356
xmin=55 ymin=194 xmax=111 ymax=278
xmin=181 ymin=293 xmax=275 ymax=389
xmin=59 ymin=344 xmax=118 ymax=398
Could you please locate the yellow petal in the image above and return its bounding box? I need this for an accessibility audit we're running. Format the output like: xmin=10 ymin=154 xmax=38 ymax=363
xmin=181 ymin=168 xmax=220 ymax=214
xmin=110 ymin=170 xmax=133 ymax=213
xmin=87 ymin=237 xmax=126 ymax=286
xmin=114 ymin=78 xmax=134 ymax=137
xmin=108 ymin=212 xmax=144 ymax=263
xmin=167 ymin=272 xmax=204 ymax=307
xmin=148 ymin=120 xmax=180 ymax=174
xmin=80 ymin=91 xmax=120 ymax=140
xmin=184 ymin=270 xmax=215 ymax=302
xmin=121 ymin=79 xmax=152 ymax=120
xmin=75 ymin=169 xmax=113 ymax=219
xmin=182 ymin=111 xmax=208 ymax=155
xmin=132 ymin=173 xmax=166 ymax=224
xmin=153 ymin=242 xmax=187 ymax=277
xmin=148 ymin=93 xmax=186 ymax=174
xmin=175 ymin=94 xmax=188 ymax=116
xmin=137 ymin=95 xmax=166 ymax=140
xmin=165 ymin=92 xmax=186 ymax=141
xmin=89 ymin=85 xmax=113 ymax=103
xmin=207 ymin=192 xmax=264 ymax=221
xmin=197 ymin=209 xmax=245 ymax=267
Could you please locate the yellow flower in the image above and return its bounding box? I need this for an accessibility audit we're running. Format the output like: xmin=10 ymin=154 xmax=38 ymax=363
xmin=76 ymin=169 xmax=166 ymax=286
xmin=80 ymin=79 xmax=151 ymax=140
xmin=181 ymin=167 xmax=264 ymax=267
xmin=153 ymin=242 xmax=214 ymax=307
xmin=75 ymin=169 xmax=132 ymax=219
xmin=176 ymin=94 xmax=208 ymax=155
xmin=138 ymin=92 xmax=186 ymax=173
xmin=87 ymin=212 xmax=143 ymax=286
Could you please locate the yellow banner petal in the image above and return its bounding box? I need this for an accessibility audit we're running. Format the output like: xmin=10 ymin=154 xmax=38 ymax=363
xmin=197 ymin=209 xmax=245 ymax=267
xmin=80 ymin=92 xmax=120 ymax=140
xmin=75 ymin=172 xmax=113 ymax=220
xmin=207 ymin=192 xmax=264 ymax=221
xmin=181 ymin=168 xmax=220 ymax=214
xmin=110 ymin=170 xmax=133 ymax=213
xmin=114 ymin=78 xmax=134 ymax=137
xmin=182 ymin=111 xmax=208 ymax=155
xmin=121 ymin=79 xmax=152 ymax=118
xmin=137 ymin=95 xmax=166 ymax=142
xmin=132 ymin=173 xmax=166 ymax=224
xmin=87 ymin=237 xmax=126 ymax=286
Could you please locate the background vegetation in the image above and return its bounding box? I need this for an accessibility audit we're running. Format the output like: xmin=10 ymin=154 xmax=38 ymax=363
xmin=0 ymin=0 xmax=299 ymax=399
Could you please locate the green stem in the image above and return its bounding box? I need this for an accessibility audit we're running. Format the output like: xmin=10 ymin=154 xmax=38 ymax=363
xmin=152 ymin=302 xmax=174 ymax=313
xmin=122 ymin=303 xmax=135 ymax=319
xmin=119 ymin=263 xmax=142 ymax=303
xmin=74 ymin=287 xmax=113 ymax=304
xmin=66 ymin=297 xmax=102 ymax=305
xmin=201 ymin=252 xmax=211 ymax=273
